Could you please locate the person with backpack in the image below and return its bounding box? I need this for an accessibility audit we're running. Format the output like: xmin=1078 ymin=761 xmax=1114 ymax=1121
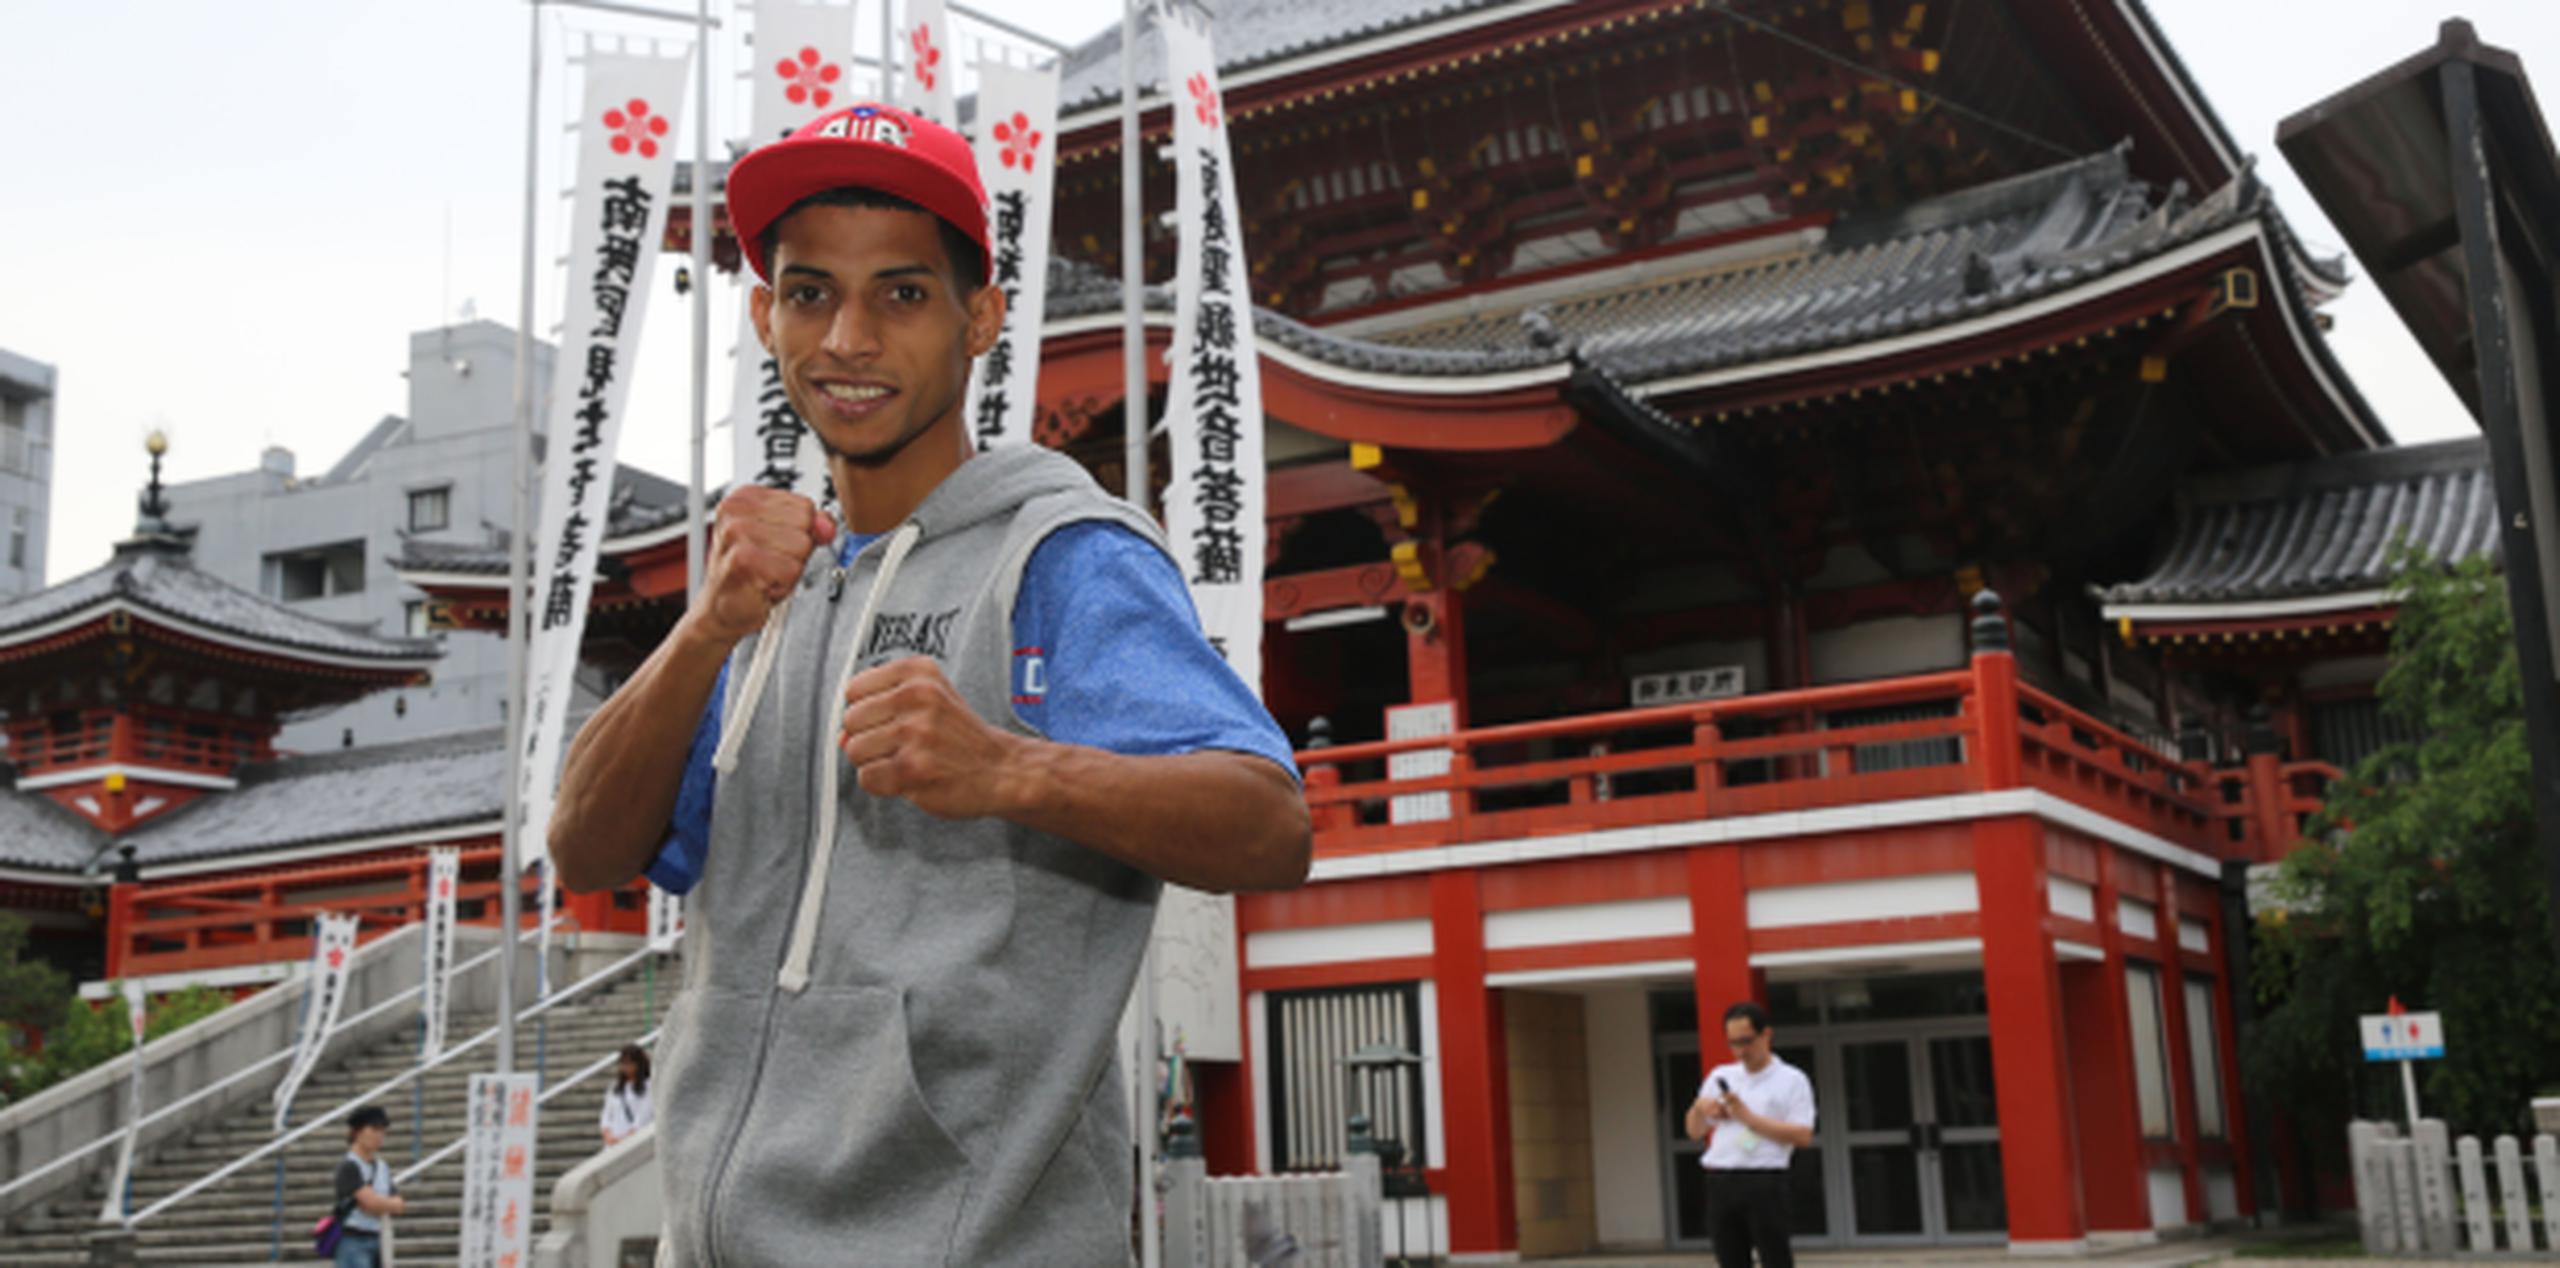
xmin=325 ymin=1105 xmax=404 ymax=1266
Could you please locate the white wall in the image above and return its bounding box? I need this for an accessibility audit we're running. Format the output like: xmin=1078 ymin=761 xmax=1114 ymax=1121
xmin=1808 ymin=613 xmax=1965 ymax=685
xmin=1583 ymin=984 xmax=1666 ymax=1249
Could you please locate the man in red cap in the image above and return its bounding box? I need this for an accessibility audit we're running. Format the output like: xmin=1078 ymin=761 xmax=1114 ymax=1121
xmin=550 ymin=102 xmax=1309 ymax=1263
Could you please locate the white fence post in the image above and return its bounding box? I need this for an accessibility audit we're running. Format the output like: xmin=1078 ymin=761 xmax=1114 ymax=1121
xmin=2458 ymin=1133 xmax=2495 ymax=1250
xmin=2415 ymin=1117 xmax=2457 ymax=1252
xmin=1164 ymin=1113 xmax=1208 ymax=1268
xmin=2496 ymin=1134 xmax=2532 ymax=1251
xmin=2537 ymin=1133 xmax=2560 ymax=1252
xmin=2388 ymin=1139 xmax=2423 ymax=1253
xmin=2350 ymin=1121 xmax=2394 ymax=1252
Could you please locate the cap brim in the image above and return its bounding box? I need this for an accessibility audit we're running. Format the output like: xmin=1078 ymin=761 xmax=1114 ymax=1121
xmin=728 ymin=140 xmax=993 ymax=284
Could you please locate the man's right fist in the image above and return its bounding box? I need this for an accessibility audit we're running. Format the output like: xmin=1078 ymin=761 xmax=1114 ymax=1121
xmin=688 ymin=486 xmax=837 ymax=646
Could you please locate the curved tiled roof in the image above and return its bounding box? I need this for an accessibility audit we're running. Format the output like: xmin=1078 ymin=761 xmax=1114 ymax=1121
xmin=2097 ymin=437 xmax=2496 ymax=607
xmin=1053 ymin=0 xmax=1513 ymax=115
xmin=123 ymin=726 xmax=510 ymax=866
xmin=1043 ymin=147 xmax=2271 ymax=391
xmin=0 ymin=789 xmax=109 ymax=874
xmin=0 ymin=545 xmax=438 ymax=665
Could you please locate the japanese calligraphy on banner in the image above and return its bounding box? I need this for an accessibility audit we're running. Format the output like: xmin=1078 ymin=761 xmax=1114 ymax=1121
xmin=273 ymin=913 xmax=360 ymax=1130
xmin=422 ymin=848 xmax=459 ymax=1058
xmin=730 ymin=0 xmax=856 ymax=509
xmin=518 ymin=47 xmax=694 ymax=870
xmin=898 ymin=0 xmax=955 ymax=124
xmin=1161 ymin=9 xmax=1265 ymax=696
xmin=964 ymin=60 xmax=1058 ymax=451
xmin=460 ymin=1073 xmax=539 ymax=1268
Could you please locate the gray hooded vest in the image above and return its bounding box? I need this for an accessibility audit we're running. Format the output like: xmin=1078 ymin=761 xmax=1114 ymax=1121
xmin=655 ymin=446 xmax=1167 ymax=1265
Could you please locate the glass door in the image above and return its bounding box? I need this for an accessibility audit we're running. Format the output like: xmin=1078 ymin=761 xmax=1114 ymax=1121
xmin=1836 ymin=1038 xmax=1929 ymax=1241
xmin=1816 ymin=1023 xmax=2005 ymax=1245
xmin=1925 ymin=1032 xmax=2006 ymax=1238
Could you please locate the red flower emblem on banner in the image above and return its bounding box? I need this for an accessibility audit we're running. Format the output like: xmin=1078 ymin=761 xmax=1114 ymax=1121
xmin=436 ymin=876 xmax=453 ymax=898
xmin=910 ymin=23 xmax=942 ymax=92
xmin=326 ymin=947 xmax=345 ymax=970
xmin=994 ymin=112 xmax=1042 ymax=171
xmin=1186 ymin=72 xmax=1221 ymax=130
xmin=777 ymin=46 xmax=843 ymax=109
xmin=603 ymin=98 xmax=670 ymax=158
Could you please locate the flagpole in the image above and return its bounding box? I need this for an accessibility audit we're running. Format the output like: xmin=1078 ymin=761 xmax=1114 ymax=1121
xmin=499 ymin=0 xmax=546 ymax=1081
xmin=688 ymin=0 xmax=709 ymax=598
xmin=1121 ymin=10 xmax=1163 ymax=1264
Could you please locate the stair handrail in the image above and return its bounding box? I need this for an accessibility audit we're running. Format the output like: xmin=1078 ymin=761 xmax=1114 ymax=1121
xmin=121 ymin=936 xmax=657 ymax=1230
xmin=0 ymin=920 xmax=473 ymax=1214
xmin=391 ymin=1025 xmax=662 ymax=1186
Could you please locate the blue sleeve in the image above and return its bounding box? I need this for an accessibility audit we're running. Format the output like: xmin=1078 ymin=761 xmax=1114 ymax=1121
xmin=1012 ymin=521 xmax=1300 ymax=783
xmin=642 ymin=660 xmax=726 ymax=894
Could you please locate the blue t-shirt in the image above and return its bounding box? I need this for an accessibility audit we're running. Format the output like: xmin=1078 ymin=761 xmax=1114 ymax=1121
xmin=645 ymin=520 xmax=1297 ymax=893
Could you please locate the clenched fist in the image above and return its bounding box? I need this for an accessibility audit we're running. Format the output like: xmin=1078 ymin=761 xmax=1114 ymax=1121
xmin=687 ymin=486 xmax=837 ymax=647
xmin=837 ymin=657 xmax=1026 ymax=820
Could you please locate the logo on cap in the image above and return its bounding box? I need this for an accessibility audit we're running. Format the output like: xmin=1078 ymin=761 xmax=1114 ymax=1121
xmin=817 ymin=106 xmax=910 ymax=150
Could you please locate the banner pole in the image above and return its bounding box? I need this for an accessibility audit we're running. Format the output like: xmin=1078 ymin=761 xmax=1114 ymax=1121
xmin=499 ymin=0 xmax=544 ymax=1079
xmin=1120 ymin=0 xmax=1148 ymax=515
xmin=688 ymin=0 xmax=711 ymax=601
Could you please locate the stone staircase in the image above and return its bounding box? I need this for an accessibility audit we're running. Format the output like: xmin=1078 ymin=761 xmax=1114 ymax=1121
xmin=0 ymin=968 xmax=670 ymax=1266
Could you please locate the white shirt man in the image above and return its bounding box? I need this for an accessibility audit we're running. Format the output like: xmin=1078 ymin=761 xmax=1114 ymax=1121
xmin=1686 ymin=1002 xmax=1816 ymax=1268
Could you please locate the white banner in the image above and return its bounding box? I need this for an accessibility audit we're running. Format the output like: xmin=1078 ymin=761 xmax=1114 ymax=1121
xmin=1161 ymin=10 xmax=1264 ymax=694
xmin=422 ymin=848 xmax=459 ymax=1058
xmin=459 ymin=1073 xmax=540 ymax=1268
xmin=1148 ymin=9 xmax=1257 ymax=1069
xmin=730 ymin=0 xmax=855 ymax=511
xmin=519 ymin=46 xmax=694 ymax=871
xmin=897 ymin=0 xmax=956 ymax=124
xmin=964 ymin=60 xmax=1059 ymax=451
xmin=272 ymin=913 xmax=361 ymax=1130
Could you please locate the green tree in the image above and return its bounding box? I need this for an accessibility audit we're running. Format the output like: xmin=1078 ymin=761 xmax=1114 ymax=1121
xmin=0 ymin=912 xmax=73 ymax=1101
xmin=2247 ymin=551 xmax=2560 ymax=1136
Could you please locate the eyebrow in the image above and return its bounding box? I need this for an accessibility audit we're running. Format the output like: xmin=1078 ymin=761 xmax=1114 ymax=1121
xmin=873 ymin=264 xmax=936 ymax=282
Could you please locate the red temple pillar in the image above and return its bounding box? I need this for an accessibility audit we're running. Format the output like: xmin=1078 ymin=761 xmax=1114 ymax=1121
xmin=1970 ymin=595 xmax=2087 ymax=1248
xmin=2204 ymin=893 xmax=2259 ymax=1217
xmin=1429 ymin=869 xmax=1514 ymax=1254
xmin=2157 ymin=868 xmax=2208 ymax=1224
xmin=2064 ymin=852 xmax=2148 ymax=1231
xmin=1686 ymin=844 xmax=1756 ymax=1067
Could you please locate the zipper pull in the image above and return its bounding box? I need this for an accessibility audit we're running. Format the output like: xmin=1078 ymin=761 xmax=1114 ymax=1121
xmin=826 ymin=566 xmax=847 ymax=602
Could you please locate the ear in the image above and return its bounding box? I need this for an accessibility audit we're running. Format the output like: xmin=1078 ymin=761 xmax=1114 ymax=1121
xmin=963 ymin=281 xmax=1007 ymax=360
xmin=749 ymin=283 xmax=777 ymax=352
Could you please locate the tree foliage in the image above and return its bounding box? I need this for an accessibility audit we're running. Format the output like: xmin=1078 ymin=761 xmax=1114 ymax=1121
xmin=0 ymin=913 xmax=232 ymax=1107
xmin=2246 ymin=551 xmax=2560 ymax=1135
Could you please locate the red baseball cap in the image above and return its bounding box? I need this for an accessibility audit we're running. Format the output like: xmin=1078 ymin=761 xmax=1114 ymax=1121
xmin=726 ymin=102 xmax=992 ymax=285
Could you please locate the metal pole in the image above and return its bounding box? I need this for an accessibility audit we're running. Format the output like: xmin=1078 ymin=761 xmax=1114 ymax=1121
xmin=499 ymin=0 xmax=545 ymax=1078
xmin=688 ymin=0 xmax=710 ymax=602
xmin=1121 ymin=14 xmax=1162 ymax=1268
xmin=2402 ymin=1058 xmax=2422 ymax=1133
xmin=1120 ymin=0 xmax=1149 ymax=515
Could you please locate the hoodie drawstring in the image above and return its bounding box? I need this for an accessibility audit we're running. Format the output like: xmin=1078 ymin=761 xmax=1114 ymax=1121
xmin=778 ymin=521 xmax=922 ymax=993
xmin=709 ymin=597 xmax=793 ymax=776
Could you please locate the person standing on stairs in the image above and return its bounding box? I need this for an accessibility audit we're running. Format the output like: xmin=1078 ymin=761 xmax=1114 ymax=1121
xmin=332 ymin=1105 xmax=405 ymax=1268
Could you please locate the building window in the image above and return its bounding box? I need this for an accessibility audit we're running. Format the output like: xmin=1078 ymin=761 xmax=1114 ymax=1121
xmin=404 ymin=600 xmax=432 ymax=638
xmin=2309 ymin=695 xmax=2415 ymax=770
xmin=1265 ymin=982 xmax=1427 ymax=1172
xmin=2126 ymin=964 xmax=2176 ymax=1139
xmin=262 ymin=540 xmax=367 ymax=601
xmin=0 ymin=398 xmax=26 ymax=477
xmin=408 ymin=485 xmax=451 ymax=533
xmin=2183 ymin=978 xmax=2227 ymax=1139
xmin=9 ymin=507 xmax=25 ymax=570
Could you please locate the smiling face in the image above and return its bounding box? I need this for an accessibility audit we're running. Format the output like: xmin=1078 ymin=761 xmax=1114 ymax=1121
xmin=749 ymin=200 xmax=1003 ymax=525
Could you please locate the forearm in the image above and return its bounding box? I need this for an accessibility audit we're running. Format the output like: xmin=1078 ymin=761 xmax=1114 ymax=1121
xmin=1684 ymin=1101 xmax=1712 ymax=1142
xmin=550 ymin=619 xmax=732 ymax=892
xmin=998 ymin=742 xmax=1310 ymax=892
xmin=1738 ymin=1107 xmax=1814 ymax=1148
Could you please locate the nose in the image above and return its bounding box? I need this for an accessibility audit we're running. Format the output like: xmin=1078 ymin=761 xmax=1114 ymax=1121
xmin=820 ymin=298 xmax=881 ymax=363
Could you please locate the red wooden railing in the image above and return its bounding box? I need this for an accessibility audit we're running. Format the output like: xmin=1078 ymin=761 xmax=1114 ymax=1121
xmin=112 ymin=844 xmax=650 ymax=979
xmin=3 ymin=704 xmax=275 ymax=779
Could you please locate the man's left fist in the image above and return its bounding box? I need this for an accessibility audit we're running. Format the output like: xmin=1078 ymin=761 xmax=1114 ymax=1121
xmin=837 ymin=657 xmax=1024 ymax=819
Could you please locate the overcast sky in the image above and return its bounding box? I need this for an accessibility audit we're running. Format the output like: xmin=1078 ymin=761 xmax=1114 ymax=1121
xmin=4 ymin=1 xmax=2554 ymax=585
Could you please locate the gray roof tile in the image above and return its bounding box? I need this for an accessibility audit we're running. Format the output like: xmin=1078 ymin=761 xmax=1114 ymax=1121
xmin=0 ymin=790 xmax=109 ymax=873
xmin=124 ymin=726 xmax=511 ymax=866
xmin=1053 ymin=0 xmax=1510 ymax=115
xmin=2098 ymin=437 xmax=2496 ymax=606
xmin=0 ymin=547 xmax=438 ymax=664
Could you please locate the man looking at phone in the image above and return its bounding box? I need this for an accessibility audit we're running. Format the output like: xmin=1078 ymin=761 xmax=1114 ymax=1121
xmin=1685 ymin=1000 xmax=1816 ymax=1268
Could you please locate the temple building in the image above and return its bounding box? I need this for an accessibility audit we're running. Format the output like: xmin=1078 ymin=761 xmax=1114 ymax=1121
xmin=0 ymin=0 xmax=2510 ymax=1257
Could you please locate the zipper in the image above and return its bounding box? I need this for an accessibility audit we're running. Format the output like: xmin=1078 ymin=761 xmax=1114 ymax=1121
xmin=694 ymin=540 xmax=870 ymax=1266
